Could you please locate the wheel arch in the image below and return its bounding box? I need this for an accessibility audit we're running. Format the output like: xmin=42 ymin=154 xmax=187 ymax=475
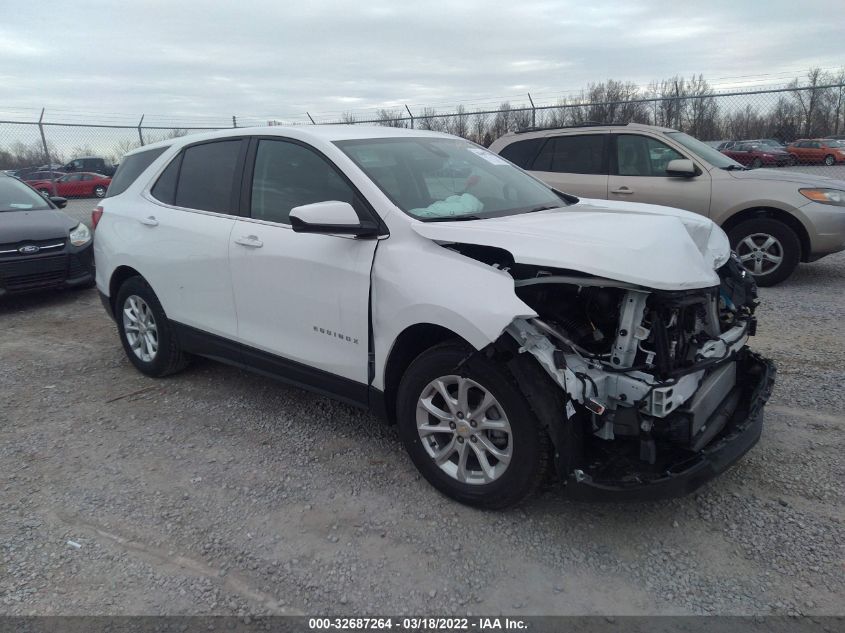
xmin=380 ymin=323 xmax=471 ymax=425
xmin=720 ymin=206 xmax=811 ymax=262
xmin=108 ymin=265 xmax=145 ymax=316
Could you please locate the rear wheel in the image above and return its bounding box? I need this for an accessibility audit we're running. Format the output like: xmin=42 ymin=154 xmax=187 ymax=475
xmin=728 ymin=218 xmax=800 ymax=287
xmin=787 ymin=154 xmax=798 ymax=166
xmin=115 ymin=276 xmax=189 ymax=377
xmin=824 ymin=154 xmax=835 ymax=166
xmin=396 ymin=341 xmax=549 ymax=508
xmin=94 ymin=185 xmax=107 ymax=198
xmin=38 ymin=188 xmax=51 ymax=196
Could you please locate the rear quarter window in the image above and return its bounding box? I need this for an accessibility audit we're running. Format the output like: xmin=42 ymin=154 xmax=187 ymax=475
xmin=106 ymin=146 xmax=169 ymax=197
xmin=497 ymin=137 xmax=545 ymax=169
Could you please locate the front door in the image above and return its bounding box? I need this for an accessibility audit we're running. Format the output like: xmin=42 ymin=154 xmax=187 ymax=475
xmin=607 ymin=133 xmax=712 ymax=217
xmin=228 ymin=138 xmax=378 ymax=388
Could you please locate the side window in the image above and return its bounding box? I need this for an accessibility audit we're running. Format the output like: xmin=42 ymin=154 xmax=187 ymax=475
xmin=250 ymin=139 xmax=359 ymax=225
xmin=174 ymin=140 xmax=242 ymax=213
xmin=532 ymin=135 xmax=606 ymax=174
xmin=81 ymin=174 xmax=93 ymax=181
xmin=65 ymin=173 xmax=83 ymax=182
xmin=151 ymin=154 xmax=181 ymax=204
xmin=616 ymin=135 xmax=684 ymax=177
xmin=498 ymin=138 xmax=545 ymax=169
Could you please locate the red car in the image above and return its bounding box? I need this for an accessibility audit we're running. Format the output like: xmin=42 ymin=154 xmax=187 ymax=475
xmin=28 ymin=172 xmax=111 ymax=198
xmin=720 ymin=142 xmax=793 ymax=168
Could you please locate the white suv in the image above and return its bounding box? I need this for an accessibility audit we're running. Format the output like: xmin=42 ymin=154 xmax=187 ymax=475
xmin=95 ymin=126 xmax=774 ymax=508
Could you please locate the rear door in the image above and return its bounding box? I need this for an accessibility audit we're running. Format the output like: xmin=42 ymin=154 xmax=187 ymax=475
xmin=136 ymin=138 xmax=246 ymax=339
xmin=61 ymin=173 xmax=84 ymax=196
xmin=607 ymin=132 xmax=712 ymax=216
xmin=228 ymin=137 xmax=378 ymax=389
xmin=528 ymin=133 xmax=609 ymax=198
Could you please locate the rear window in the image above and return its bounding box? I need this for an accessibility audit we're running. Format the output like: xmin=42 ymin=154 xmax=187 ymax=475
xmin=497 ymin=137 xmax=545 ymax=169
xmin=106 ymin=146 xmax=168 ymax=197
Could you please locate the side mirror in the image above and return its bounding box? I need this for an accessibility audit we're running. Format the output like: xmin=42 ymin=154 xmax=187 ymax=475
xmin=49 ymin=196 xmax=68 ymax=209
xmin=289 ymin=201 xmax=379 ymax=237
xmin=665 ymin=159 xmax=697 ymax=177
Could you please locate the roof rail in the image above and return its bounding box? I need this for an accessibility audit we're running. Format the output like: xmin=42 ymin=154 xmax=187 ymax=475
xmin=514 ymin=121 xmax=632 ymax=134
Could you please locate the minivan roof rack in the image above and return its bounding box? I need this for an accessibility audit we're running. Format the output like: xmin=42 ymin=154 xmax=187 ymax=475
xmin=514 ymin=122 xmax=632 ymax=134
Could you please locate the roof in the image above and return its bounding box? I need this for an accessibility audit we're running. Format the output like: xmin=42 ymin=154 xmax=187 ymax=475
xmin=127 ymin=125 xmax=452 ymax=156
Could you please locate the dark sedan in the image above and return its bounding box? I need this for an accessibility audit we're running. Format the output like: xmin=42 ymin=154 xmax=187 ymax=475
xmin=0 ymin=174 xmax=94 ymax=296
xmin=720 ymin=142 xmax=793 ymax=168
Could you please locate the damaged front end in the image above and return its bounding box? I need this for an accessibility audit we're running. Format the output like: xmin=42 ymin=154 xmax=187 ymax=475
xmin=503 ymin=253 xmax=776 ymax=500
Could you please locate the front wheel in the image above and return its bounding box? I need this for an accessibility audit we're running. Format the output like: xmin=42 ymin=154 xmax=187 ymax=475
xmin=396 ymin=341 xmax=550 ymax=508
xmin=751 ymin=157 xmax=763 ymax=169
xmin=728 ymin=218 xmax=801 ymax=287
xmin=94 ymin=185 xmax=107 ymax=198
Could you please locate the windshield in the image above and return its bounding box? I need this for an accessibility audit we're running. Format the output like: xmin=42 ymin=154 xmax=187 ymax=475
xmin=0 ymin=176 xmax=52 ymax=213
xmin=335 ymin=137 xmax=567 ymax=221
xmin=666 ymin=131 xmax=743 ymax=169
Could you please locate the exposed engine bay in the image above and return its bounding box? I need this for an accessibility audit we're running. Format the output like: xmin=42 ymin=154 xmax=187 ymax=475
xmin=446 ymin=242 xmax=771 ymax=491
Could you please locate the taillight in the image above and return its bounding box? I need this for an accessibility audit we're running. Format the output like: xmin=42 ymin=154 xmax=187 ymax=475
xmin=91 ymin=206 xmax=103 ymax=229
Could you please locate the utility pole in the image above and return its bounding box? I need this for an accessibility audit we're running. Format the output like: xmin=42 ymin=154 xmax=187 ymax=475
xmin=527 ymin=93 xmax=536 ymax=128
xmin=137 ymin=115 xmax=145 ymax=146
xmin=38 ymin=108 xmax=57 ymax=195
xmin=405 ymin=104 xmax=414 ymax=129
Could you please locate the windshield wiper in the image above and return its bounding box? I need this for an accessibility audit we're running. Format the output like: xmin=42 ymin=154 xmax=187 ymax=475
xmin=525 ymin=205 xmax=560 ymax=213
xmin=422 ymin=215 xmax=483 ymax=222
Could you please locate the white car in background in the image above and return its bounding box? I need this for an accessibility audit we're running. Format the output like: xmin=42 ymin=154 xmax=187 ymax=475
xmin=93 ymin=126 xmax=774 ymax=508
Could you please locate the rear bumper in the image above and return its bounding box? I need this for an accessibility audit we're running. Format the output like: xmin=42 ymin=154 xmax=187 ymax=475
xmin=565 ymin=351 xmax=776 ymax=501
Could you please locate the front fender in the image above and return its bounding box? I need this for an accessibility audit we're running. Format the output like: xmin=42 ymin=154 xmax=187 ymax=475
xmin=371 ymin=233 xmax=535 ymax=390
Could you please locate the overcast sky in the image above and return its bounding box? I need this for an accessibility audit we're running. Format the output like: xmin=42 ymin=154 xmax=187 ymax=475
xmin=2 ymin=0 xmax=843 ymax=125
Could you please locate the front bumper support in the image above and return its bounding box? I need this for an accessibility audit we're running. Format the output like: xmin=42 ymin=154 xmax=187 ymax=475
xmin=565 ymin=350 xmax=776 ymax=501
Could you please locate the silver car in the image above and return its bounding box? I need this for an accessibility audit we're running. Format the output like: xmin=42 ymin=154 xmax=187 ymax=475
xmin=490 ymin=123 xmax=845 ymax=285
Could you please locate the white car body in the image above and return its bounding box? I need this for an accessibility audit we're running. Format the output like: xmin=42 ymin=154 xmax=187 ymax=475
xmin=94 ymin=126 xmax=773 ymax=506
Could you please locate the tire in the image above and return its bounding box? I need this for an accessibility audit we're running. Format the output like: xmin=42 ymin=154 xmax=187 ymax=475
xmin=396 ymin=340 xmax=550 ymax=509
xmin=38 ymin=188 xmax=51 ymax=196
xmin=115 ymin=276 xmax=189 ymax=377
xmin=824 ymin=154 xmax=835 ymax=166
xmin=787 ymin=154 xmax=798 ymax=166
xmin=94 ymin=185 xmax=107 ymax=198
xmin=751 ymin=158 xmax=763 ymax=169
xmin=728 ymin=218 xmax=801 ymax=287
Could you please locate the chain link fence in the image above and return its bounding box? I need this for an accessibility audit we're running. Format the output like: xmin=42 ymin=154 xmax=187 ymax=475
xmin=3 ymin=83 xmax=845 ymax=198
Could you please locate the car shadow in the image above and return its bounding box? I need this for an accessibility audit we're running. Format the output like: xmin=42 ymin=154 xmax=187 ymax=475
xmin=0 ymin=286 xmax=97 ymax=316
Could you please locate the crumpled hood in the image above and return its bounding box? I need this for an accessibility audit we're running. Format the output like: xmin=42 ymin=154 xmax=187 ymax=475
xmin=411 ymin=198 xmax=729 ymax=291
xmin=728 ymin=168 xmax=845 ymax=188
xmin=0 ymin=209 xmax=76 ymax=243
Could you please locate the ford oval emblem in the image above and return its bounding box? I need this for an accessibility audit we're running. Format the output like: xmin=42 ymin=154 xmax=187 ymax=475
xmin=19 ymin=244 xmax=40 ymax=254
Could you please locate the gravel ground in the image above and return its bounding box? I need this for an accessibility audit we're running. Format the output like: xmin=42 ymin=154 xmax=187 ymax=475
xmin=0 ymin=250 xmax=843 ymax=617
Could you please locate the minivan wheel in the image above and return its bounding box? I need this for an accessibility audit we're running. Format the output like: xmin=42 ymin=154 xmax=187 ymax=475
xmin=94 ymin=185 xmax=107 ymax=198
xmin=824 ymin=154 xmax=835 ymax=166
xmin=728 ymin=219 xmax=800 ymax=287
xmin=115 ymin=276 xmax=189 ymax=377
xmin=396 ymin=341 xmax=549 ymax=509
xmin=751 ymin=158 xmax=763 ymax=169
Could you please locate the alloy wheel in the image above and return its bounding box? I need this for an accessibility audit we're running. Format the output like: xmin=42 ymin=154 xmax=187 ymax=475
xmin=736 ymin=233 xmax=784 ymax=276
xmin=122 ymin=295 xmax=158 ymax=362
xmin=416 ymin=375 xmax=512 ymax=485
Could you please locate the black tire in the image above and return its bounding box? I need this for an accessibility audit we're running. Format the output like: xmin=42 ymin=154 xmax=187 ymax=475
xmin=38 ymin=188 xmax=51 ymax=196
xmin=115 ymin=276 xmax=189 ymax=377
xmin=751 ymin=157 xmax=763 ymax=169
xmin=396 ymin=340 xmax=550 ymax=509
xmin=94 ymin=185 xmax=107 ymax=198
xmin=727 ymin=218 xmax=801 ymax=287
xmin=824 ymin=154 xmax=835 ymax=166
xmin=787 ymin=154 xmax=798 ymax=166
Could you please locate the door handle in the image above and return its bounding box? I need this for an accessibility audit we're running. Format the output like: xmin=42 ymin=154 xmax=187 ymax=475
xmin=234 ymin=235 xmax=263 ymax=248
xmin=610 ymin=187 xmax=633 ymax=195
xmin=139 ymin=216 xmax=159 ymax=226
